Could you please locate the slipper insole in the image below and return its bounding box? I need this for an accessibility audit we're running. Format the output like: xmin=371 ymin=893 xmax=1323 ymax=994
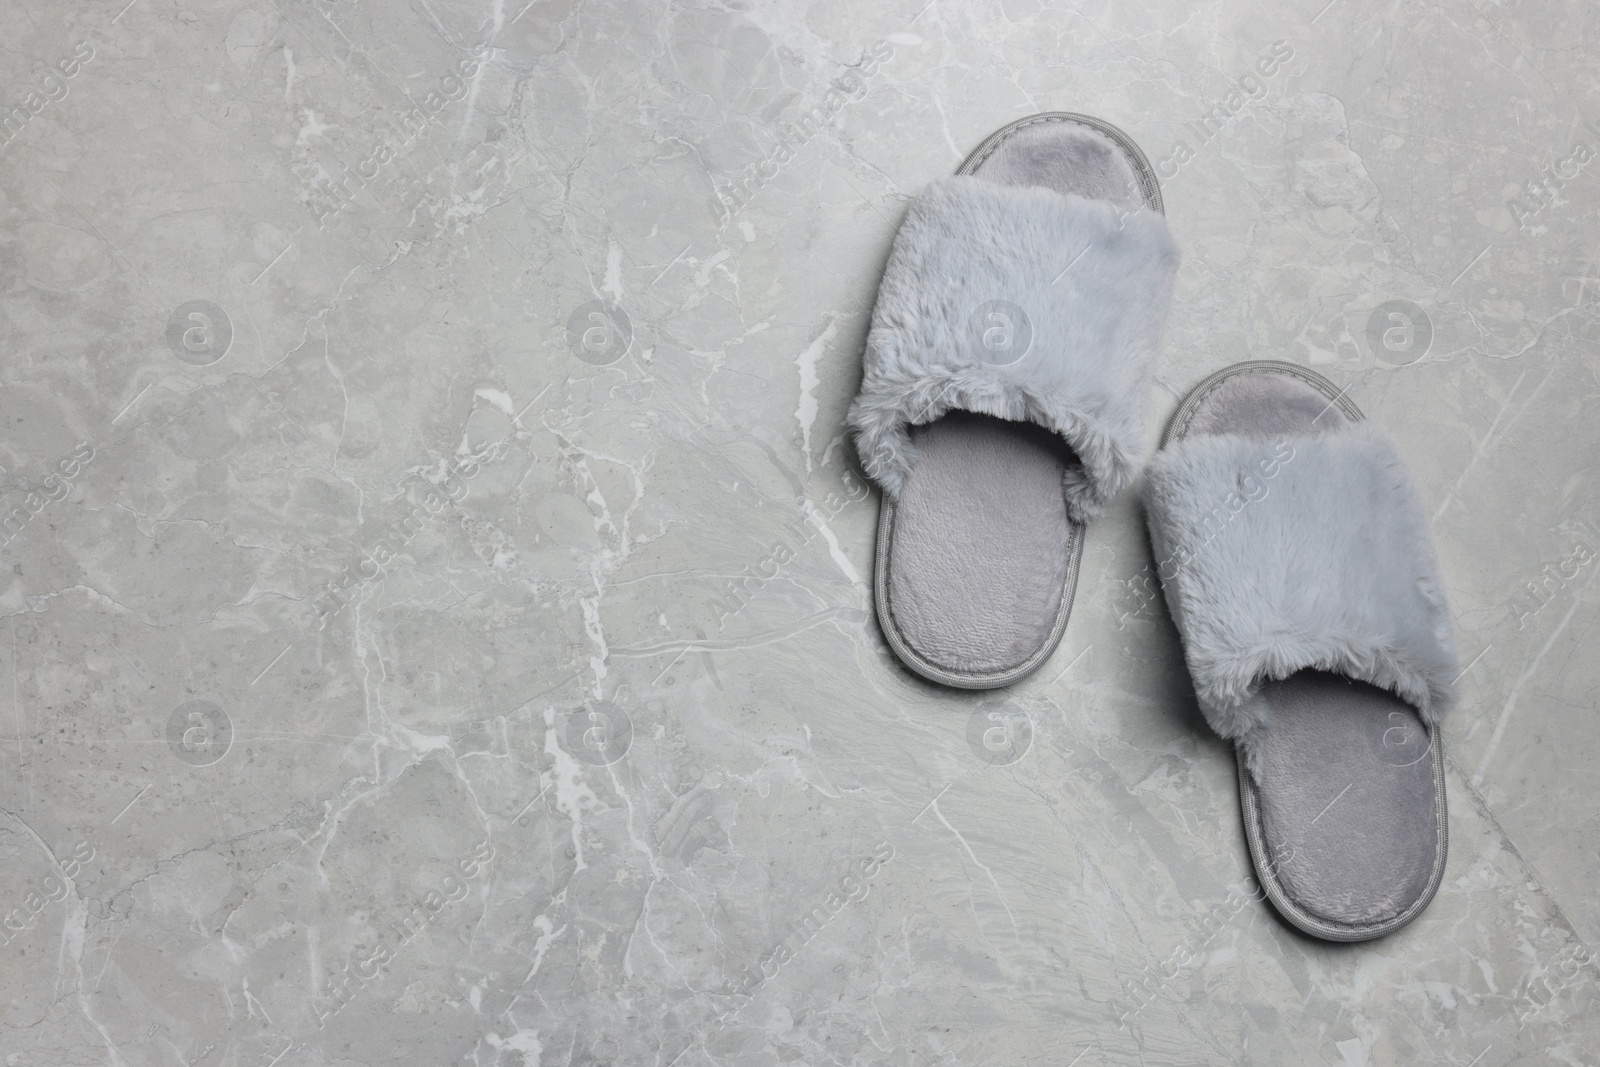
xmin=888 ymin=412 xmax=1075 ymax=675
xmin=1254 ymin=670 xmax=1438 ymax=925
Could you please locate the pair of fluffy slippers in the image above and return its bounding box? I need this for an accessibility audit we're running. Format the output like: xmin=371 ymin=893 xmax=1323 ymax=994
xmin=847 ymin=113 xmax=1457 ymax=942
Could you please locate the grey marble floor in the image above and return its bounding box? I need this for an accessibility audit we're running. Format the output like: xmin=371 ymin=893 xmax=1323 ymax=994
xmin=0 ymin=0 xmax=1597 ymax=1064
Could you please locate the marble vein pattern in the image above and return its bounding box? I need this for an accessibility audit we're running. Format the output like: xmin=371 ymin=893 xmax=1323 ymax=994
xmin=0 ymin=0 xmax=1598 ymax=1064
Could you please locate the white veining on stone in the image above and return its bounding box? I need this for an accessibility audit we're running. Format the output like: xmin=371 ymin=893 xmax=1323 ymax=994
xmin=0 ymin=0 xmax=1597 ymax=1063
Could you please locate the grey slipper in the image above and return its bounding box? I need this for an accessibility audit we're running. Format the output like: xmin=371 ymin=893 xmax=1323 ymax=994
xmin=847 ymin=113 xmax=1180 ymax=688
xmin=1144 ymin=361 xmax=1460 ymax=940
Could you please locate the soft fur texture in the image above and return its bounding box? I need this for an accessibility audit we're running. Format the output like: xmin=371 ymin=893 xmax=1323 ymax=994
xmin=1143 ymin=423 xmax=1459 ymax=773
xmin=847 ymin=175 xmax=1180 ymax=524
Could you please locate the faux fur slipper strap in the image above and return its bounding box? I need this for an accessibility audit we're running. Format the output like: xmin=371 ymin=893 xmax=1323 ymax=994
xmin=847 ymin=175 xmax=1180 ymax=524
xmin=1143 ymin=423 xmax=1460 ymax=758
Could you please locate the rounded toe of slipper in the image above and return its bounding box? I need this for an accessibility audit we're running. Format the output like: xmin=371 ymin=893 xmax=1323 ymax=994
xmin=1247 ymin=671 xmax=1446 ymax=940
